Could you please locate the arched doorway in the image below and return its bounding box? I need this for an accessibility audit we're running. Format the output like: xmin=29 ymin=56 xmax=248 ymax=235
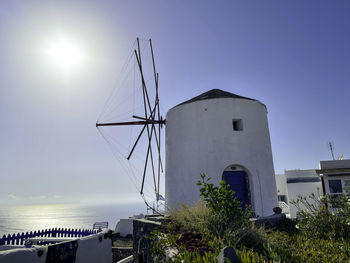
xmin=222 ymin=165 xmax=251 ymax=207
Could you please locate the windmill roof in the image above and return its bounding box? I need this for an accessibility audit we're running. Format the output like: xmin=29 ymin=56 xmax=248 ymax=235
xmin=173 ymin=89 xmax=265 ymax=108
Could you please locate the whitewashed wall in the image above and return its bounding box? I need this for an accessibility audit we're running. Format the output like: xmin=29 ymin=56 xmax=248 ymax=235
xmin=285 ymin=169 xmax=322 ymax=218
xmin=0 ymin=246 xmax=47 ymax=263
xmin=0 ymin=231 xmax=112 ymax=263
xmin=275 ymin=173 xmax=290 ymax=214
xmin=275 ymin=173 xmax=289 ymax=201
xmin=75 ymin=231 xmax=112 ymax=263
xmin=165 ymin=97 xmax=278 ymax=216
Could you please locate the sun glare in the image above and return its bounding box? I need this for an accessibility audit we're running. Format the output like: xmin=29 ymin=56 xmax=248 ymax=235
xmin=43 ymin=36 xmax=85 ymax=72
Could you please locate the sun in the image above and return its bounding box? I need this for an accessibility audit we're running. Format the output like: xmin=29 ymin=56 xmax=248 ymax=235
xmin=43 ymin=36 xmax=85 ymax=72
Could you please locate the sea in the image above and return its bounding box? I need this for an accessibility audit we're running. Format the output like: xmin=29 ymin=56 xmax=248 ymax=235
xmin=0 ymin=202 xmax=147 ymax=237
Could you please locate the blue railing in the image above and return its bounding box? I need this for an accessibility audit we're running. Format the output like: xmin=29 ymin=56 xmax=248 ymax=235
xmin=0 ymin=228 xmax=96 ymax=246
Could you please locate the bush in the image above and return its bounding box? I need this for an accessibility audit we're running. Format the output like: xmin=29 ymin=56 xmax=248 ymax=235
xmin=268 ymin=230 xmax=350 ymax=263
xmin=169 ymin=202 xmax=210 ymax=233
xmin=237 ymin=225 xmax=268 ymax=253
xmin=152 ymin=174 xmax=350 ymax=262
xmin=197 ymin=173 xmax=252 ymax=238
xmin=292 ymin=193 xmax=350 ymax=240
xmin=236 ymin=245 xmax=283 ymax=263
xmin=172 ymin=174 xmax=268 ymax=249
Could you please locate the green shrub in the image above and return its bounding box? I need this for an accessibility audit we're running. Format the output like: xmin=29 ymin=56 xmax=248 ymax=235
xmin=151 ymin=174 xmax=350 ymax=262
xmin=171 ymin=174 xmax=267 ymax=250
xmin=237 ymin=225 xmax=268 ymax=253
xmin=235 ymin=245 xmax=285 ymax=263
xmin=172 ymin=249 xmax=218 ymax=263
xmin=169 ymin=202 xmax=210 ymax=233
xmin=292 ymin=193 xmax=350 ymax=240
xmin=150 ymin=227 xmax=180 ymax=262
xmin=197 ymin=173 xmax=252 ymax=237
xmin=268 ymin=230 xmax=350 ymax=263
xmin=272 ymin=217 xmax=297 ymax=234
xmin=197 ymin=173 xmax=252 ymax=219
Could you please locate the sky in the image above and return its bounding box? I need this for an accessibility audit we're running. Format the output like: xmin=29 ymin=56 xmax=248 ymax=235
xmin=0 ymin=0 xmax=349 ymax=206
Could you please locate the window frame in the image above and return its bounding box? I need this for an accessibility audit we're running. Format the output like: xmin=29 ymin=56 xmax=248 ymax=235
xmin=232 ymin=119 xmax=243 ymax=131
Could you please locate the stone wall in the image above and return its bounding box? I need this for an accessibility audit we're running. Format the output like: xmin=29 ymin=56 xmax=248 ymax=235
xmin=132 ymin=217 xmax=162 ymax=263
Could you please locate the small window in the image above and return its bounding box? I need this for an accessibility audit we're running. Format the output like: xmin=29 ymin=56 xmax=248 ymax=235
xmin=329 ymin=179 xmax=342 ymax=194
xmin=233 ymin=119 xmax=243 ymax=131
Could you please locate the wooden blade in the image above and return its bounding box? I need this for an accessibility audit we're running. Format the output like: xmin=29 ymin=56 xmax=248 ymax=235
xmin=150 ymin=39 xmax=164 ymax=183
xmin=96 ymin=120 xmax=165 ymax=127
xmin=140 ymin=139 xmax=150 ymax=195
xmin=140 ymin=121 xmax=156 ymax=195
xmin=135 ymin=42 xmax=152 ymax=115
xmin=136 ymin=39 xmax=156 ymax=196
xmin=148 ymin=129 xmax=157 ymax=196
xmin=127 ymin=124 xmax=146 ymax=160
xmin=150 ymin=39 xmax=158 ymax=102
xmin=156 ymin=73 xmax=162 ymax=197
xmin=132 ymin=115 xmax=147 ymax=121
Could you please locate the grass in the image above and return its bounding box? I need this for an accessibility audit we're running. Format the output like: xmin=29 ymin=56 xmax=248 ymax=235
xmin=169 ymin=201 xmax=210 ymax=233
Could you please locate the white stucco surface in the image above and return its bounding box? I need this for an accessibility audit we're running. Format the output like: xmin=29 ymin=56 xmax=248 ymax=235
xmin=0 ymin=245 xmax=25 ymax=251
xmin=0 ymin=246 xmax=47 ymax=263
xmin=285 ymin=169 xmax=322 ymax=218
xmin=275 ymin=174 xmax=288 ymax=199
xmin=75 ymin=230 xmax=112 ymax=263
xmin=165 ymin=97 xmax=278 ymax=216
xmin=275 ymin=173 xmax=290 ymax=214
xmin=0 ymin=231 xmax=112 ymax=263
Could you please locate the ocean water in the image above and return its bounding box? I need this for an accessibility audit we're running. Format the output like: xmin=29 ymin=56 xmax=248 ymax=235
xmin=0 ymin=202 xmax=146 ymax=236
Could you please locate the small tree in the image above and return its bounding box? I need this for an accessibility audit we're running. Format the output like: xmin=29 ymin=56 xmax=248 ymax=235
xmin=196 ymin=173 xmax=252 ymax=239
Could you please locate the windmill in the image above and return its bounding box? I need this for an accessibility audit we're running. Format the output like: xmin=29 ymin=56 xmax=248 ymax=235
xmin=96 ymin=38 xmax=165 ymax=210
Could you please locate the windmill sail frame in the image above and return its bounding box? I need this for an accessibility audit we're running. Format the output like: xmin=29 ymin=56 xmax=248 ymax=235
xmin=96 ymin=38 xmax=165 ymax=203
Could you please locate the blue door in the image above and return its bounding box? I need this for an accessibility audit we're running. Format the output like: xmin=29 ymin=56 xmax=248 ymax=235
xmin=223 ymin=171 xmax=249 ymax=207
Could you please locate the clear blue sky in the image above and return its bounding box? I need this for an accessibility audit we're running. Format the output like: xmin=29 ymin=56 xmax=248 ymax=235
xmin=1 ymin=0 xmax=349 ymax=205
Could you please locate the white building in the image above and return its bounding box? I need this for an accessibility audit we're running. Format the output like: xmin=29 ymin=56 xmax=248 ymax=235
xmin=317 ymin=159 xmax=350 ymax=200
xmin=275 ymin=173 xmax=289 ymax=214
xmin=281 ymin=169 xmax=322 ymax=218
xmin=165 ymin=89 xmax=278 ymax=217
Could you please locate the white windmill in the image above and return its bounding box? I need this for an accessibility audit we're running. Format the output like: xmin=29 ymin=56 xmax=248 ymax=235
xmin=98 ymin=39 xmax=278 ymax=217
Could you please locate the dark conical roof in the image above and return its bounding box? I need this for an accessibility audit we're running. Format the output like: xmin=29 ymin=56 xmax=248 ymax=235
xmin=174 ymin=89 xmax=264 ymax=108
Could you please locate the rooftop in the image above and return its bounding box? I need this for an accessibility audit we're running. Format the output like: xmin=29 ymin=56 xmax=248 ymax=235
xmin=173 ymin=89 xmax=265 ymax=108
